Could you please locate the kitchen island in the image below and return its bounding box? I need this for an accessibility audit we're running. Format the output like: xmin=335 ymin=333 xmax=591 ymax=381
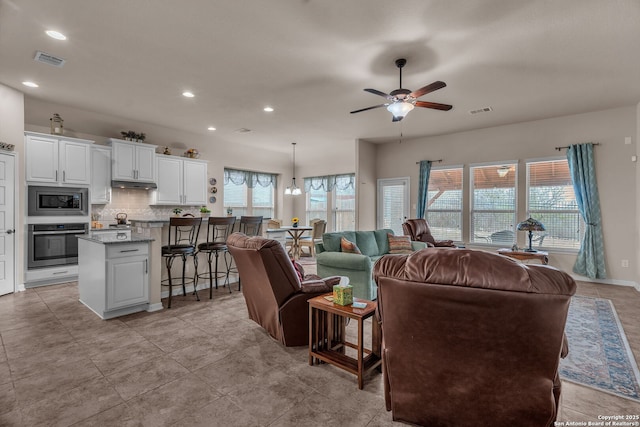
xmin=78 ymin=233 xmax=154 ymax=319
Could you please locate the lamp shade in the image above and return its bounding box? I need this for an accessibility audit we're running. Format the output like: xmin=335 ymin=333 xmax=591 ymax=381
xmin=517 ymin=217 xmax=546 ymax=232
xmin=386 ymin=101 xmax=414 ymax=118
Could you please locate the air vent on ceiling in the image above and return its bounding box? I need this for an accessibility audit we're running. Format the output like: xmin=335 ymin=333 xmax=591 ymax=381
xmin=235 ymin=128 xmax=252 ymax=133
xmin=469 ymin=106 xmax=493 ymax=115
xmin=34 ymin=51 xmax=66 ymax=68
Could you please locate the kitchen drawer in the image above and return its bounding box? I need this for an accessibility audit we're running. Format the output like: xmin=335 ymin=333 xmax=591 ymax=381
xmin=106 ymin=243 xmax=149 ymax=259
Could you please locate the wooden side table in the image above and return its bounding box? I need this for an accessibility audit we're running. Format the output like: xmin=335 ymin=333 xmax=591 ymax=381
xmin=308 ymin=294 xmax=382 ymax=389
xmin=497 ymin=248 xmax=549 ymax=265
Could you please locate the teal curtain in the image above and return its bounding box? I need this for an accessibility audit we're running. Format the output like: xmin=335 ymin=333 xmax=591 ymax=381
xmin=416 ymin=161 xmax=432 ymax=219
xmin=567 ymin=143 xmax=606 ymax=279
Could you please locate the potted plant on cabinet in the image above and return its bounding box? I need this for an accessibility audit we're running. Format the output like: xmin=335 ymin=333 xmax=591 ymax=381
xmin=199 ymin=206 xmax=211 ymax=217
xmin=172 ymin=207 xmax=183 ymax=217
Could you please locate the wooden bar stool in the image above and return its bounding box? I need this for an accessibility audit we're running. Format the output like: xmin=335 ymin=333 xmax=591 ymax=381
xmin=195 ymin=216 xmax=236 ymax=298
xmin=161 ymin=217 xmax=201 ymax=308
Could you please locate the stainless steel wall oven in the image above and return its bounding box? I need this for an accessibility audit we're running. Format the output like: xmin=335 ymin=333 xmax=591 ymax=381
xmin=28 ymin=186 xmax=89 ymax=216
xmin=27 ymin=223 xmax=88 ymax=269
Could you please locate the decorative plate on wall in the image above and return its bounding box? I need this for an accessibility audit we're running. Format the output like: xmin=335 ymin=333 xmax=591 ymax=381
xmin=210 ymin=187 xmax=217 ymax=193
xmin=209 ymin=178 xmax=217 ymax=185
xmin=209 ymin=196 xmax=216 ymax=203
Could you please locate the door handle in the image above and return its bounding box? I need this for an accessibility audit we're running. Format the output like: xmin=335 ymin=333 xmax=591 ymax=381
xmin=144 ymin=259 xmax=148 ymax=274
xmin=63 ymin=170 xmax=66 ymax=182
xmin=5 ymin=229 xmax=14 ymax=234
xmin=56 ymin=170 xmax=58 ymax=181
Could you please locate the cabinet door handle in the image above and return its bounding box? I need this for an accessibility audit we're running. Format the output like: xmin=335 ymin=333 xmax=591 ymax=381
xmin=53 ymin=271 xmax=69 ymax=275
xmin=55 ymin=170 xmax=58 ymax=181
xmin=63 ymin=170 xmax=66 ymax=182
xmin=119 ymin=249 xmax=139 ymax=253
xmin=144 ymin=259 xmax=148 ymax=274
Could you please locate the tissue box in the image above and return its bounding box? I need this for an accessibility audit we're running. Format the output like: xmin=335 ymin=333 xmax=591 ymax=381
xmin=333 ymin=284 xmax=353 ymax=306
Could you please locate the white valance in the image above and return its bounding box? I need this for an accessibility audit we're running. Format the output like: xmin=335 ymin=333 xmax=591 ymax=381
xmin=304 ymin=173 xmax=355 ymax=192
xmin=224 ymin=168 xmax=277 ymax=188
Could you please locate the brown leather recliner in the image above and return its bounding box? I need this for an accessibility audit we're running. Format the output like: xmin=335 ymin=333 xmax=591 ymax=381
xmin=402 ymin=218 xmax=456 ymax=247
xmin=373 ymin=248 xmax=576 ymax=427
xmin=227 ymin=232 xmax=340 ymax=346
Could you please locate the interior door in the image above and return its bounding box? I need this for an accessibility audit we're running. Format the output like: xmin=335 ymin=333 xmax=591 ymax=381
xmin=377 ymin=177 xmax=410 ymax=236
xmin=0 ymin=153 xmax=16 ymax=295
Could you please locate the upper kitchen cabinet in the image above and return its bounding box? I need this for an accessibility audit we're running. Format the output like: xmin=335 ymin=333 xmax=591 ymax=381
xmin=153 ymin=155 xmax=207 ymax=206
xmin=107 ymin=139 xmax=157 ymax=183
xmin=25 ymin=132 xmax=93 ymax=186
xmin=91 ymin=146 xmax=111 ymax=204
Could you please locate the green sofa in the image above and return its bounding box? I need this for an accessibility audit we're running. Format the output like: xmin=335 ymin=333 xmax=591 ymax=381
xmin=315 ymin=229 xmax=427 ymax=300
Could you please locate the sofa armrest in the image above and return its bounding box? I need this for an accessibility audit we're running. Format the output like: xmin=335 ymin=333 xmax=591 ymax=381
xmin=434 ymin=240 xmax=456 ymax=247
xmin=411 ymin=241 xmax=428 ymax=251
xmin=300 ymin=276 xmax=341 ymax=294
xmin=316 ymin=252 xmax=373 ymax=270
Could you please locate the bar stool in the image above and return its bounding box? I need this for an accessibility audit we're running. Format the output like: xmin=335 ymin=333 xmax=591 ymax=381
xmin=162 ymin=217 xmax=201 ymax=308
xmin=228 ymin=216 xmax=263 ymax=291
xmin=195 ymin=216 xmax=236 ymax=298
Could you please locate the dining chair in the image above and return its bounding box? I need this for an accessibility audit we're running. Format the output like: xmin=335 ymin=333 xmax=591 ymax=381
xmin=195 ymin=216 xmax=236 ymax=299
xmin=298 ymin=219 xmax=326 ymax=257
xmin=161 ymin=216 xmax=202 ymax=308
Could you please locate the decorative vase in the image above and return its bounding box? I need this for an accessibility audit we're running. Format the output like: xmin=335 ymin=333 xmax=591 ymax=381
xmin=293 ymin=222 xmax=298 ymax=228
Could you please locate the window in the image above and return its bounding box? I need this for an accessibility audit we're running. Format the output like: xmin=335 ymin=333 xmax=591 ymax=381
xmin=426 ymin=167 xmax=463 ymax=241
xmin=223 ymin=168 xmax=276 ymax=218
xmin=470 ymin=163 xmax=517 ymax=245
xmin=527 ymin=159 xmax=583 ymax=250
xmin=306 ymin=186 xmax=328 ymax=223
xmin=304 ymin=173 xmax=355 ymax=231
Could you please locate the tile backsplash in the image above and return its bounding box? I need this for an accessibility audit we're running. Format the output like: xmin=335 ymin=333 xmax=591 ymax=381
xmin=91 ymin=188 xmax=202 ymax=223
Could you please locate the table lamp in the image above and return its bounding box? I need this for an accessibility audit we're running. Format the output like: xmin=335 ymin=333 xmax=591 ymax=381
xmin=517 ymin=217 xmax=546 ymax=252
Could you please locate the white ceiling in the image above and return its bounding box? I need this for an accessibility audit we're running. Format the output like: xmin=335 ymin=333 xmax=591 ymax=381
xmin=1 ymin=0 xmax=640 ymax=159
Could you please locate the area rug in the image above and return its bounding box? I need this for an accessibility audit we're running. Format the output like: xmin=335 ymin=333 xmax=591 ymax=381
xmin=560 ymin=295 xmax=640 ymax=402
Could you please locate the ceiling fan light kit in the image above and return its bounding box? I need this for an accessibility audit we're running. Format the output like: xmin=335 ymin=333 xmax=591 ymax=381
xmin=351 ymin=58 xmax=453 ymax=122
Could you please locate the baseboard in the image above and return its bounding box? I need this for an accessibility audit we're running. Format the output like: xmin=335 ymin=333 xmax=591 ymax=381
xmin=570 ymin=274 xmax=640 ymax=292
xmin=146 ymin=302 xmax=164 ymax=312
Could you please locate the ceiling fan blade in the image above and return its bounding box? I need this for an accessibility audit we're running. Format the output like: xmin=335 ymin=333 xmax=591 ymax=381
xmin=409 ymin=81 xmax=447 ymax=99
xmin=415 ymin=101 xmax=453 ymax=111
xmin=364 ymin=88 xmax=394 ymax=100
xmin=392 ymin=115 xmax=404 ymax=122
xmin=350 ymin=104 xmax=386 ymax=114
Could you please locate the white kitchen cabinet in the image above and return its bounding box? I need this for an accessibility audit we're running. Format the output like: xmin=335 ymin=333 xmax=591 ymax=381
xmin=91 ymin=146 xmax=111 ymax=204
xmin=78 ymin=238 xmax=150 ymax=319
xmin=25 ymin=132 xmax=93 ymax=185
xmin=108 ymin=138 xmax=157 ymax=183
xmin=154 ymin=155 xmax=207 ymax=206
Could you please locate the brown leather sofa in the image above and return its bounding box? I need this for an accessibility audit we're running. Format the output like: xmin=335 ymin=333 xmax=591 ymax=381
xmin=402 ymin=218 xmax=456 ymax=247
xmin=227 ymin=232 xmax=340 ymax=346
xmin=373 ymin=248 xmax=576 ymax=427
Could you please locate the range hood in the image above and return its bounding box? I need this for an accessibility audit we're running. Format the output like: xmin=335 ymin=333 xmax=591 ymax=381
xmin=111 ymin=180 xmax=157 ymax=190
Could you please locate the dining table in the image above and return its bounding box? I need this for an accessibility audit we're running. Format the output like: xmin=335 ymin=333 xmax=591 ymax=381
xmin=281 ymin=225 xmax=312 ymax=260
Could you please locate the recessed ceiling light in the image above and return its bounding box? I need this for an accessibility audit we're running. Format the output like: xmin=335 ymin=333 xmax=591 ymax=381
xmin=22 ymin=81 xmax=39 ymax=88
xmin=45 ymin=30 xmax=67 ymax=40
xmin=207 ymin=126 xmax=216 ymax=131
xmin=263 ymin=106 xmax=274 ymax=112
xmin=182 ymin=91 xmax=195 ymax=98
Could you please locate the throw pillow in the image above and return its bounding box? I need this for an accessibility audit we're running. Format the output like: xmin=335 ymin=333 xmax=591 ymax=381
xmin=340 ymin=236 xmax=362 ymax=254
xmin=388 ymin=233 xmax=413 ymax=254
xmin=292 ymin=260 xmax=305 ymax=282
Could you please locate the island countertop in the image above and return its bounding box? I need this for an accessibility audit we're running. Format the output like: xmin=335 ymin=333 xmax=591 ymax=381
xmin=78 ymin=234 xmax=154 ymax=245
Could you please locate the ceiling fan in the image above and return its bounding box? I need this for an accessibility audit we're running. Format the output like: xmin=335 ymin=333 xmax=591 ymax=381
xmin=350 ymin=58 xmax=453 ymax=122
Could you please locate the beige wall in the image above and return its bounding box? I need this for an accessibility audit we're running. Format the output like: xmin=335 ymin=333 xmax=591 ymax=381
xmin=374 ymin=106 xmax=638 ymax=285
xmin=356 ymin=139 xmax=377 ymax=230
xmin=0 ymin=84 xmax=25 ymax=287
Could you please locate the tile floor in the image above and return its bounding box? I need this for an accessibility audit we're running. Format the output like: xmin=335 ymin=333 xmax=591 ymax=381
xmin=0 ymin=279 xmax=639 ymax=426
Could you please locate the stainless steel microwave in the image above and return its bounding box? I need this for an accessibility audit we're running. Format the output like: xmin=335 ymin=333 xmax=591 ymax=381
xmin=28 ymin=186 xmax=89 ymax=216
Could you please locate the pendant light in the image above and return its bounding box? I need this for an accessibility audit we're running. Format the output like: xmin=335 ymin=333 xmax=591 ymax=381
xmin=285 ymin=142 xmax=302 ymax=195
